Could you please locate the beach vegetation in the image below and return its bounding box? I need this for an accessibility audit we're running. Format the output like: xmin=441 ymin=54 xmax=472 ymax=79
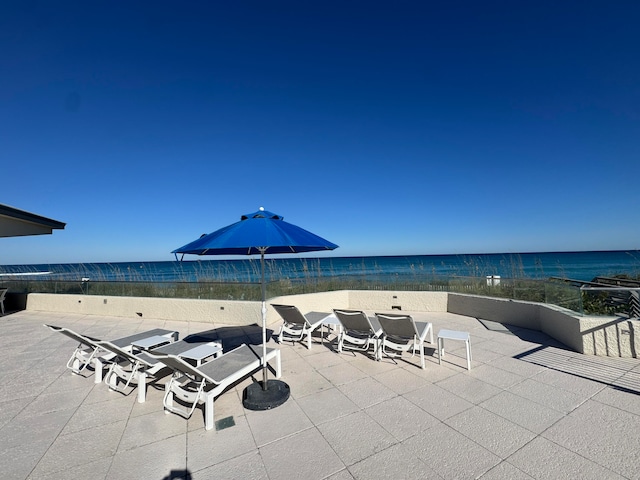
xmin=2 ymin=254 xmax=639 ymax=318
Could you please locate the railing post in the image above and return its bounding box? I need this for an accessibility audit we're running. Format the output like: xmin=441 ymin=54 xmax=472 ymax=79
xmin=630 ymin=291 xmax=640 ymax=319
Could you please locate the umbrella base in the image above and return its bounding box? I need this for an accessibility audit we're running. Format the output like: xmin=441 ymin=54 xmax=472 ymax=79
xmin=242 ymin=379 xmax=290 ymax=411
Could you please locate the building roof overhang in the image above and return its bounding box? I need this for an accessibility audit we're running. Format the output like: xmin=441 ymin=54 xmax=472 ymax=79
xmin=0 ymin=204 xmax=66 ymax=238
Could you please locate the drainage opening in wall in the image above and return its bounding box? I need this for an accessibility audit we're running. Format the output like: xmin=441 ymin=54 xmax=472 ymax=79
xmin=391 ymin=305 xmax=402 ymax=310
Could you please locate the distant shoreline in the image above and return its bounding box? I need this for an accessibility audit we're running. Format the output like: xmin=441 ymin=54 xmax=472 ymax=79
xmin=1 ymin=250 xmax=639 ymax=283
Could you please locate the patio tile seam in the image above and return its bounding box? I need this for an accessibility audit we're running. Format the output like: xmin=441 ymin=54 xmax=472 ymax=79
xmin=252 ymin=424 xmax=318 ymax=449
xmin=374 ymin=380 xmax=428 ymax=396
xmin=344 ymin=442 xmax=441 ymax=479
xmin=482 ymin=459 xmax=533 ymax=479
xmin=184 ymin=429 xmax=243 ymax=475
xmin=27 ymin=393 xmax=115 ymax=480
xmin=443 ymin=415 xmax=538 ymax=461
xmin=485 ymin=357 xmax=547 ymax=378
xmin=434 ymin=380 xmax=506 ymax=407
xmin=0 ymin=387 xmax=45 ymax=429
xmin=327 ymin=467 xmax=357 ymax=480
xmin=474 ymin=401 xmax=568 ymax=439
xmin=467 ymin=368 xmax=532 ymax=392
xmin=504 ymin=378 xmax=593 ymax=416
xmin=510 ymin=432 xmax=632 ymax=480
xmin=401 ymin=389 xmax=476 ymax=422
xmin=359 ymin=399 xmax=440 ymax=442
xmin=590 ymin=390 xmax=640 ymax=418
xmin=318 ymin=425 xmax=402 ymax=469
xmin=107 ymin=396 xmax=150 ymax=456
xmin=30 ymin=456 xmax=116 ymax=480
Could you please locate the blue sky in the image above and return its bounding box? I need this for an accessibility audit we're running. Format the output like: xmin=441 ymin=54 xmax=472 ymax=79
xmin=2 ymin=1 xmax=639 ymax=264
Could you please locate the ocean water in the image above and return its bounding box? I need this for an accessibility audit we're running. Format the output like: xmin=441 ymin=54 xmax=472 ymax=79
xmin=1 ymin=250 xmax=640 ymax=283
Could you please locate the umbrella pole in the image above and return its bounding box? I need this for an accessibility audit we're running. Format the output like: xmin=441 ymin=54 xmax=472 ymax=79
xmin=260 ymin=250 xmax=268 ymax=390
xmin=242 ymin=248 xmax=290 ymax=411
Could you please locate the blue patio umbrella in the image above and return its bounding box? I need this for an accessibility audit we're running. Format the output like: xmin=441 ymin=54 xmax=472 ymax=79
xmin=172 ymin=207 xmax=338 ymax=409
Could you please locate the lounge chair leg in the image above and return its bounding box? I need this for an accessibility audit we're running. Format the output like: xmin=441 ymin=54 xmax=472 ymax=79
xmin=71 ymin=357 xmax=82 ymax=374
xmin=106 ymin=369 xmax=117 ymax=391
xmin=205 ymin=395 xmax=214 ymax=431
xmin=137 ymin=371 xmax=146 ymax=403
xmin=274 ymin=350 xmax=282 ymax=378
xmin=164 ymin=383 xmax=173 ymax=414
xmin=94 ymin=358 xmax=104 ymax=384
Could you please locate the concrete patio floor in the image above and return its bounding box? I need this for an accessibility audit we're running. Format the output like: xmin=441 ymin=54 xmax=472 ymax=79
xmin=2 ymin=309 xmax=640 ymax=479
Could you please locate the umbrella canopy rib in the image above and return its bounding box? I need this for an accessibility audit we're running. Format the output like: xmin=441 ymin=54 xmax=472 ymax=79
xmin=172 ymin=208 xmax=337 ymax=397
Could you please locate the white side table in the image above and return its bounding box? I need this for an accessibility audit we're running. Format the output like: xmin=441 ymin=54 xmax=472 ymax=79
xmin=437 ymin=329 xmax=471 ymax=370
xmin=132 ymin=335 xmax=173 ymax=351
xmin=320 ymin=314 xmax=343 ymax=345
xmin=178 ymin=342 xmax=223 ymax=366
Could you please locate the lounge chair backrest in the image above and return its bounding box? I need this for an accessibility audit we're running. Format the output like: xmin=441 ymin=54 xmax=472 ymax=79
xmin=334 ymin=309 xmax=376 ymax=333
xmin=97 ymin=340 xmax=157 ymax=367
xmin=376 ymin=313 xmax=418 ymax=338
xmin=45 ymin=324 xmax=100 ymax=348
xmin=150 ymin=351 xmax=212 ymax=381
xmin=272 ymin=304 xmax=308 ymax=326
xmin=151 ymin=344 xmax=261 ymax=385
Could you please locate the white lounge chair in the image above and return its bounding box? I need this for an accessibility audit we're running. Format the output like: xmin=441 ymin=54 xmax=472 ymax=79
xmin=93 ymin=340 xmax=172 ymax=402
xmin=333 ymin=309 xmax=382 ymax=358
xmin=272 ymin=304 xmax=328 ymax=349
xmin=98 ymin=336 xmax=228 ymax=403
xmin=375 ymin=313 xmax=433 ymax=369
xmin=45 ymin=324 xmax=178 ymax=383
xmin=150 ymin=344 xmax=282 ymax=430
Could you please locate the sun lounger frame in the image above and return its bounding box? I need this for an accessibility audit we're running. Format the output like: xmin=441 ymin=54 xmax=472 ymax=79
xmin=46 ymin=324 xmax=178 ymax=384
xmin=150 ymin=344 xmax=281 ymax=430
xmin=272 ymin=304 xmax=327 ymax=349
xmin=45 ymin=324 xmax=115 ymax=383
xmin=333 ymin=309 xmax=382 ymax=358
xmin=375 ymin=313 xmax=433 ymax=369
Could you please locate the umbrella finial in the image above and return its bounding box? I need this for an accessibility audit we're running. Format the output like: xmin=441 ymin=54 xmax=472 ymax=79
xmin=259 ymin=206 xmax=264 ymax=211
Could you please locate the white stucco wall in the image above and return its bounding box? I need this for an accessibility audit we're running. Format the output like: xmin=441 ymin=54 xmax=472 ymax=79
xmin=580 ymin=317 xmax=640 ymax=357
xmin=348 ymin=290 xmax=448 ymax=312
xmin=26 ymin=293 xmax=261 ymax=325
xmin=266 ymin=290 xmax=350 ymax=324
xmin=24 ymin=290 xmax=639 ymax=358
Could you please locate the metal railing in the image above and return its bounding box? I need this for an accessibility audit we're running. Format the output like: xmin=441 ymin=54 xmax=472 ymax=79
xmin=5 ymin=274 xmax=640 ymax=319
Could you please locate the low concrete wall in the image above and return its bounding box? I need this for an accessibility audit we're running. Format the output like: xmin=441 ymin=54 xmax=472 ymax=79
xmin=448 ymin=294 xmax=541 ymax=330
xmin=267 ymin=290 xmax=350 ymax=324
xmin=348 ymin=290 xmax=448 ymax=312
xmin=448 ymin=293 xmax=583 ymax=352
xmin=25 ymin=290 xmax=443 ymax=326
xmin=538 ymin=305 xmax=583 ymax=354
xmin=580 ymin=317 xmax=640 ymax=357
xmin=26 ymin=293 xmax=261 ymax=326
xmin=23 ymin=291 xmax=639 ymax=358
xmin=447 ymin=292 xmax=639 ymax=357
xmin=265 ymin=290 xmax=447 ymax=323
